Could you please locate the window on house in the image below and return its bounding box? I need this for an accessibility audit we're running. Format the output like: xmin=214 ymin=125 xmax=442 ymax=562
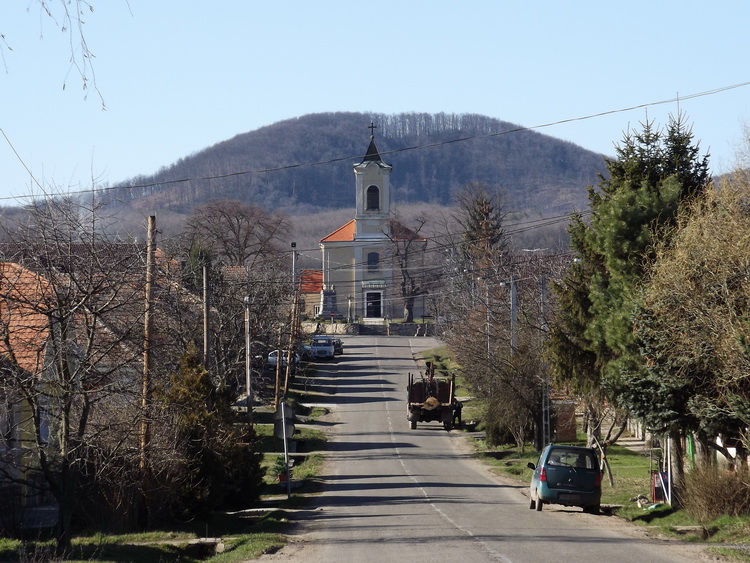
xmin=366 ymin=185 xmax=380 ymax=210
xmin=367 ymin=252 xmax=380 ymax=272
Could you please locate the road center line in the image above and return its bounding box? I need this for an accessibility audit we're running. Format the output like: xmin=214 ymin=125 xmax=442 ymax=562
xmin=376 ymin=342 xmax=512 ymax=563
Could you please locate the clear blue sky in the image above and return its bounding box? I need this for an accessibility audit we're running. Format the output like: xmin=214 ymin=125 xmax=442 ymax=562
xmin=2 ymin=1 xmax=749 ymax=204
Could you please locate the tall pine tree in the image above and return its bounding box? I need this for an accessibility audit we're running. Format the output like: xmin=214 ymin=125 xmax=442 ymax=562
xmin=547 ymin=114 xmax=709 ymax=455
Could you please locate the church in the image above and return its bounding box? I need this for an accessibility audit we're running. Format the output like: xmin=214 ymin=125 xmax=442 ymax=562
xmin=316 ymin=125 xmax=426 ymax=323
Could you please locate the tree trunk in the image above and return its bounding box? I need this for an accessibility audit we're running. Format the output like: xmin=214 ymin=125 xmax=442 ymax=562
xmin=53 ymin=461 xmax=75 ymax=555
xmin=669 ymin=431 xmax=685 ymax=508
xmin=585 ymin=403 xmax=602 ymax=448
xmin=403 ymin=296 xmax=415 ymax=323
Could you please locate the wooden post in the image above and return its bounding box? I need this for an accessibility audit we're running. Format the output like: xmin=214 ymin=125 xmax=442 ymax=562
xmin=283 ymin=287 xmax=300 ymax=396
xmin=140 ymin=215 xmax=156 ymax=524
xmin=244 ymin=296 xmax=253 ymax=429
xmin=203 ymin=264 xmax=210 ymax=368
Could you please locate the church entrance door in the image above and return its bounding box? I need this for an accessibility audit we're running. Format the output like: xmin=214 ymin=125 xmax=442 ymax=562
xmin=365 ymin=292 xmax=382 ymax=318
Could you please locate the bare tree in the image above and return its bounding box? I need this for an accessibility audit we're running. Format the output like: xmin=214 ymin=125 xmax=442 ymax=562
xmin=386 ymin=216 xmax=428 ymax=322
xmin=175 ymin=200 xmax=294 ymax=394
xmin=184 ymin=199 xmax=290 ymax=268
xmin=0 ymin=198 xmax=145 ymax=551
xmin=3 ymin=1 xmax=105 ymax=104
xmin=633 ymin=174 xmax=750 ymax=466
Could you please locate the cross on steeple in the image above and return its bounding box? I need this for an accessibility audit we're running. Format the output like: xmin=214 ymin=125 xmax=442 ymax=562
xmin=368 ymin=122 xmax=377 ymax=138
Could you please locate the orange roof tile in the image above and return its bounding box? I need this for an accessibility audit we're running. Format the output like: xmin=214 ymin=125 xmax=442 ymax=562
xmin=321 ymin=220 xmax=355 ymax=243
xmin=0 ymin=263 xmax=51 ymax=374
xmin=299 ymin=270 xmax=323 ymax=293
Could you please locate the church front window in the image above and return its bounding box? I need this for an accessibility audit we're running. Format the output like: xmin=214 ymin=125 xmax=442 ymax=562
xmin=367 ymin=252 xmax=380 ymax=272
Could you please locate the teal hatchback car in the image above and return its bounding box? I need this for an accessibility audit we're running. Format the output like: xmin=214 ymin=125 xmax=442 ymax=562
xmin=527 ymin=444 xmax=602 ymax=513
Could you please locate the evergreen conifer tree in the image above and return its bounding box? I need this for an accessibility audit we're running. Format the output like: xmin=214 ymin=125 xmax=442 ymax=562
xmin=547 ymin=114 xmax=709 ymax=462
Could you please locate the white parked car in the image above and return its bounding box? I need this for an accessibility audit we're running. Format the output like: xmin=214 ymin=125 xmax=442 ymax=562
xmin=266 ymin=349 xmax=301 ymax=368
xmin=311 ymin=336 xmax=335 ymax=360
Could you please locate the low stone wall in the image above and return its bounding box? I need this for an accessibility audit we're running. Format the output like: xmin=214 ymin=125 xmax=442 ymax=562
xmin=387 ymin=323 xmax=418 ymax=336
xmin=301 ymin=321 xmax=360 ymax=335
xmin=300 ymin=321 xmax=433 ymax=337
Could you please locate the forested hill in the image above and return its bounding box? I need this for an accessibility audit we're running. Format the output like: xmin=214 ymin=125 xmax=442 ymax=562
xmin=102 ymin=112 xmax=608 ymax=217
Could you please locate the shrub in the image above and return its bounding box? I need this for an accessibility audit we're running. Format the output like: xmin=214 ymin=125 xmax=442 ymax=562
xmin=682 ymin=464 xmax=750 ymax=522
xmin=271 ymin=455 xmax=288 ymax=476
xmin=157 ymin=347 xmax=263 ymax=520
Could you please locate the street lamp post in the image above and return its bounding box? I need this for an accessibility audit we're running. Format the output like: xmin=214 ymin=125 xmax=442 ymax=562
xmin=347 ymin=295 xmax=352 ymax=323
xmin=291 ymin=242 xmax=297 ymax=286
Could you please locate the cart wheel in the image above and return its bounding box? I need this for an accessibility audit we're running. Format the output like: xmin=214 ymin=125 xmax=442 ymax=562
xmin=529 ymin=498 xmax=536 ymax=510
xmin=410 ymin=420 xmax=417 ymax=430
xmin=443 ymin=421 xmax=453 ymax=431
xmin=535 ymin=497 xmax=543 ymax=511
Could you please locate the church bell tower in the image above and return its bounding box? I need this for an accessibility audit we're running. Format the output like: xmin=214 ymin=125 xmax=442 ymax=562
xmin=353 ymin=122 xmax=392 ymax=240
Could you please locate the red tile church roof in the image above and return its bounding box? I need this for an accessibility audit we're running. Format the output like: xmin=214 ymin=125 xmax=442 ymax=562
xmin=320 ymin=220 xmax=355 ymax=243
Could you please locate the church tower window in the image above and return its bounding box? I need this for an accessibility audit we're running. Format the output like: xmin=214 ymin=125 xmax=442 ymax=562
xmin=366 ymin=185 xmax=380 ymax=211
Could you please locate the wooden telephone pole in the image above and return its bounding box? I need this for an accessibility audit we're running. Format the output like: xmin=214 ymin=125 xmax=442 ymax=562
xmin=140 ymin=215 xmax=156 ymax=524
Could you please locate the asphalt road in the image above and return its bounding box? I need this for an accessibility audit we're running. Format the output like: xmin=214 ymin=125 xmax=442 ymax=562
xmin=260 ymin=335 xmax=706 ymax=562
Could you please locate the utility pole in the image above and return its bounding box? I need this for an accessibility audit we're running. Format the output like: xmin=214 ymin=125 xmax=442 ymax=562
xmin=540 ymin=273 xmax=550 ymax=446
xmin=510 ymin=274 xmax=517 ymax=354
xmin=485 ymin=282 xmax=490 ymax=358
xmin=244 ymin=296 xmax=253 ymax=429
xmin=500 ymin=275 xmax=517 ymax=354
xmin=284 ymin=288 xmax=300 ymax=397
xmin=274 ymin=327 xmax=282 ymax=408
xmin=283 ymin=242 xmax=299 ymax=396
xmin=140 ymin=215 xmax=156 ymax=525
xmin=203 ymin=263 xmax=210 ymax=368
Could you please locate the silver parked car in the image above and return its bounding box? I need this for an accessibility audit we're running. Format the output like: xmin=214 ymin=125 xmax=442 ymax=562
xmin=311 ymin=336 xmax=335 ymax=359
xmin=266 ymin=349 xmax=300 ymax=368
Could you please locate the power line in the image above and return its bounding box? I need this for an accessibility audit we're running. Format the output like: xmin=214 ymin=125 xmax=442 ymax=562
xmin=2 ymin=81 xmax=748 ymax=203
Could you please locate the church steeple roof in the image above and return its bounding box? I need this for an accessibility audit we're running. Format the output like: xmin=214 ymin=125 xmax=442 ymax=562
xmin=363 ymin=135 xmax=382 ymax=162
xmin=358 ymin=121 xmax=390 ymax=166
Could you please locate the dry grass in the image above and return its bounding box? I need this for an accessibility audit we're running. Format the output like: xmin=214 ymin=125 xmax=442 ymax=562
xmin=682 ymin=465 xmax=750 ymax=523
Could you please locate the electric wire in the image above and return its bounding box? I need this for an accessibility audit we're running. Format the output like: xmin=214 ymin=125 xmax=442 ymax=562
xmin=1 ymin=81 xmax=748 ymax=203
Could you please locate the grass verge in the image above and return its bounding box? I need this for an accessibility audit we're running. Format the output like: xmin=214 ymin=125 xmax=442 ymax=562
xmin=0 ymin=509 xmax=289 ymax=563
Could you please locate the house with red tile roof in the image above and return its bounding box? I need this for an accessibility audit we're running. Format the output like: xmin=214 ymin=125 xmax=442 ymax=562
xmin=0 ymin=247 xmax=202 ymax=519
xmin=0 ymin=263 xmax=52 ymax=489
xmin=0 ymin=259 xmax=147 ymax=512
xmin=298 ymin=269 xmax=323 ymax=318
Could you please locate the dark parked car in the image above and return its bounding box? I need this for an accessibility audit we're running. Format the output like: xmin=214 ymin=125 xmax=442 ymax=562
xmin=527 ymin=444 xmax=602 ymax=513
